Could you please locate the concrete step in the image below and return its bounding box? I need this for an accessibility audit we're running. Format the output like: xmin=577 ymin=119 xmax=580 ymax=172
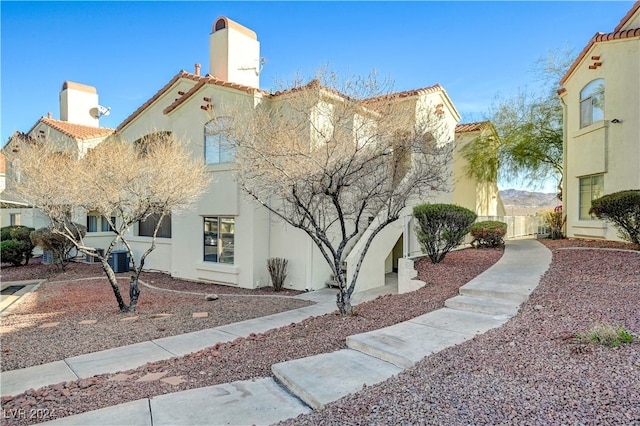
xmin=408 ymin=308 xmax=510 ymax=335
xmin=150 ymin=378 xmax=310 ymax=425
xmin=346 ymin=321 xmax=473 ymax=369
xmin=459 ymin=280 xmax=534 ymax=302
xmin=271 ymin=349 xmax=401 ymax=409
xmin=445 ymin=294 xmax=520 ymax=316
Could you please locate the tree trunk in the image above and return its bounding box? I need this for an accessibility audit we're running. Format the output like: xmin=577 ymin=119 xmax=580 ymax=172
xmin=101 ymin=260 xmax=129 ymax=312
xmin=336 ymin=289 xmax=355 ymax=316
xmin=129 ymin=276 xmax=140 ymax=312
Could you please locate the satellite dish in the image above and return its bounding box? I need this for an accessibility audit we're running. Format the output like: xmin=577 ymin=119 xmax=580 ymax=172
xmin=89 ymin=105 xmax=111 ymax=119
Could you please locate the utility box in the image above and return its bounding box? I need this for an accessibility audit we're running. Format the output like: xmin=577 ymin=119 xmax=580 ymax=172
xmin=86 ymin=248 xmax=104 ymax=263
xmin=42 ymin=251 xmax=54 ymax=265
xmin=108 ymin=250 xmax=130 ymax=273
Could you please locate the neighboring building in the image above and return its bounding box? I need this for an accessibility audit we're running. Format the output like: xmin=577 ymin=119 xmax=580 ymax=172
xmin=453 ymin=121 xmax=506 ymax=217
xmin=1 ymin=82 xmax=115 ymax=250
xmin=4 ymin=16 xmax=501 ymax=293
xmin=559 ymin=1 xmax=640 ymax=241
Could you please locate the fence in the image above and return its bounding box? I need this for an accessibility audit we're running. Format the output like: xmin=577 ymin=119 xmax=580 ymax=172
xmin=404 ymin=214 xmax=546 ymax=257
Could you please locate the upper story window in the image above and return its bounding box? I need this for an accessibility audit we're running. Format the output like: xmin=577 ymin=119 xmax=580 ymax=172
xmin=580 ymin=79 xmax=604 ymax=128
xmin=205 ymin=118 xmax=235 ymax=164
xmin=133 ymin=131 xmax=173 ymax=156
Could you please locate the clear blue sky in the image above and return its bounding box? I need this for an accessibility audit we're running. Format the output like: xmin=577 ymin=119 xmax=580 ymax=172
xmin=1 ymin=1 xmax=635 ymax=190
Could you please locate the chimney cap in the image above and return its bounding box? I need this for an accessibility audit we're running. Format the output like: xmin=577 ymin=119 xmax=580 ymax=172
xmin=61 ymin=81 xmax=97 ymax=94
xmin=211 ymin=16 xmax=257 ymax=40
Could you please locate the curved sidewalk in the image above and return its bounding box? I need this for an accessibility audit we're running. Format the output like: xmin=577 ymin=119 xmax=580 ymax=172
xmin=16 ymin=239 xmax=551 ymax=425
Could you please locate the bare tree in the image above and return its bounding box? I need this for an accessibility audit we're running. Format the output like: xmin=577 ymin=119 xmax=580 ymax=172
xmin=223 ymin=71 xmax=453 ymax=316
xmin=7 ymin=133 xmax=209 ymax=312
xmin=463 ymin=48 xmax=574 ymax=200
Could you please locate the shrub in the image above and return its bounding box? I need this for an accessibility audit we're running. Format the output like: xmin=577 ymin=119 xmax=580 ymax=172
xmin=577 ymin=322 xmax=634 ymax=347
xmin=267 ymin=257 xmax=288 ymax=291
xmin=413 ymin=203 xmax=477 ymax=264
xmin=1 ymin=240 xmax=25 ymax=266
xmin=470 ymin=221 xmax=507 ymax=248
xmin=589 ymin=190 xmax=640 ymax=246
xmin=1 ymin=225 xmax=23 ymax=241
xmin=31 ymin=223 xmax=86 ymax=271
xmin=544 ymin=205 xmax=565 ymax=240
xmin=0 ymin=225 xmax=35 ymax=266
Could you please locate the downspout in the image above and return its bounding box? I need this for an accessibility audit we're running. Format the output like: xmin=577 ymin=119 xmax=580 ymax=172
xmin=560 ymin=94 xmax=568 ymax=237
xmin=403 ymin=214 xmax=410 ymax=258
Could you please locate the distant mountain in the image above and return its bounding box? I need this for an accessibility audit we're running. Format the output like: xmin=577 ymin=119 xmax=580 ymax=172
xmin=499 ymin=189 xmax=560 ymax=215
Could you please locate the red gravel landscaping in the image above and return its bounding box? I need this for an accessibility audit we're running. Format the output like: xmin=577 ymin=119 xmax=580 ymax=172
xmin=0 ymin=247 xmax=503 ymax=424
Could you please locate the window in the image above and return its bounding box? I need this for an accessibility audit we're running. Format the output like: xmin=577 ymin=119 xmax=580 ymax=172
xmin=11 ymin=159 xmax=21 ymax=184
xmin=204 ymin=217 xmax=234 ymax=264
xmin=87 ymin=215 xmax=99 ymax=232
xmin=311 ymin=101 xmax=334 ymax=148
xmin=580 ymin=79 xmax=604 ymax=128
xmin=101 ymin=216 xmax=116 ymax=232
xmin=205 ymin=118 xmax=235 ymax=164
xmin=139 ymin=213 xmax=172 ymax=238
xmin=87 ymin=213 xmax=116 ymax=233
xmin=579 ymin=175 xmax=604 ymax=220
xmin=133 ymin=131 xmax=173 ymax=156
xmin=10 ymin=213 xmax=21 ymax=226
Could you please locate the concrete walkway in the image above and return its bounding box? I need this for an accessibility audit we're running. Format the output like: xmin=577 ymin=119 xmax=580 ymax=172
xmin=0 ymin=278 xmax=397 ymax=397
xmin=11 ymin=239 xmax=550 ymax=426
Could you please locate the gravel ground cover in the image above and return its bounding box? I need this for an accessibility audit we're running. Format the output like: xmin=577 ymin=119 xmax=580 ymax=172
xmin=0 ymin=247 xmax=503 ymax=424
xmin=1 ymin=264 xmax=310 ymax=371
xmin=281 ymin=241 xmax=640 ymax=425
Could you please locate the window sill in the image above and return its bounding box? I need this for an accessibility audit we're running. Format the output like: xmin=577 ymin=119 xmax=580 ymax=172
xmin=196 ymin=262 xmax=239 ymax=274
xmin=574 ymin=120 xmax=607 ymax=138
xmin=573 ymin=220 xmax=605 ymax=228
xmin=86 ymin=231 xmax=115 ymax=236
xmin=128 ymin=236 xmax=173 ymax=244
xmin=205 ymin=163 xmax=234 ymax=172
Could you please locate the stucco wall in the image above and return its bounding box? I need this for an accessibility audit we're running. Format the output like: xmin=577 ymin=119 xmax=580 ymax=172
xmin=562 ymin=37 xmax=640 ymax=241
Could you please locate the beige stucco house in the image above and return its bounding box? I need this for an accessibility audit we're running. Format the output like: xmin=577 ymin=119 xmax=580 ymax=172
xmin=1 ymin=82 xmax=115 ymax=252
xmin=559 ymin=1 xmax=640 ymax=241
xmin=4 ymin=16 xmax=501 ymax=293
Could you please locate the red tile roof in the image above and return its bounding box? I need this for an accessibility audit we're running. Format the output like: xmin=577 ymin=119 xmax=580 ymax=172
xmin=560 ymin=1 xmax=640 ymax=86
xmin=362 ymin=84 xmax=444 ymax=104
xmin=163 ymin=75 xmax=265 ymax=115
xmin=32 ymin=117 xmax=115 ymax=140
xmin=455 ymin=121 xmax=488 ymax=133
xmin=116 ymin=71 xmax=202 ymax=131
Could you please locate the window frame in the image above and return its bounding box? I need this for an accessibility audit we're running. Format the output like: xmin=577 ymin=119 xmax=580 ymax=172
xmin=579 ymin=174 xmax=604 ymax=220
xmin=203 ymin=216 xmax=235 ymax=264
xmin=138 ymin=213 xmax=172 ymax=238
xmin=204 ymin=118 xmax=235 ymax=164
xmin=9 ymin=213 xmax=21 ymax=226
xmin=579 ymin=79 xmax=605 ymax=128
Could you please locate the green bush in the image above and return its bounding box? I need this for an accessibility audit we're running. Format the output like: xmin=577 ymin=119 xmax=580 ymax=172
xmin=0 ymin=225 xmax=35 ymax=266
xmin=413 ymin=203 xmax=477 ymax=264
xmin=1 ymin=225 xmax=23 ymax=241
xmin=589 ymin=190 xmax=640 ymax=246
xmin=1 ymin=240 xmax=25 ymax=266
xmin=31 ymin=223 xmax=86 ymax=271
xmin=470 ymin=221 xmax=507 ymax=248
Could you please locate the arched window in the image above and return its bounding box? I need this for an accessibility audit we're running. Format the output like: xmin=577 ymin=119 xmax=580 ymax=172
xmin=133 ymin=131 xmax=173 ymax=156
xmin=580 ymin=79 xmax=604 ymax=128
xmin=205 ymin=118 xmax=235 ymax=164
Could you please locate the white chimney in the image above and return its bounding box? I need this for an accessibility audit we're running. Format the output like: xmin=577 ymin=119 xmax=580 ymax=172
xmin=209 ymin=16 xmax=260 ymax=88
xmin=59 ymin=81 xmax=99 ymax=127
